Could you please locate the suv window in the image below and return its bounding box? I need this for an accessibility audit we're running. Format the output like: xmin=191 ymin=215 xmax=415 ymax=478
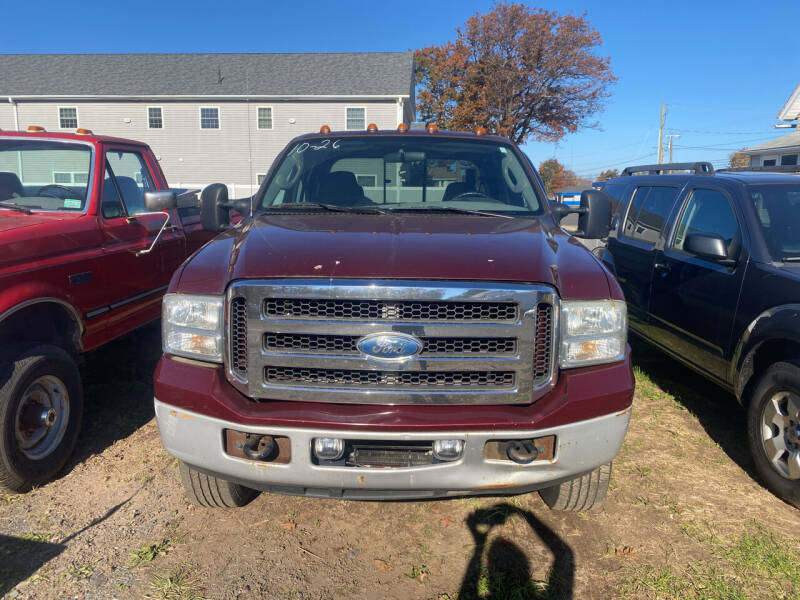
xmin=622 ymin=186 xmax=680 ymax=245
xmin=673 ymin=188 xmax=739 ymax=252
xmin=601 ymin=183 xmax=628 ymax=214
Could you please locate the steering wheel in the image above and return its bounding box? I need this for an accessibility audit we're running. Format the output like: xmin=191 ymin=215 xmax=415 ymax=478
xmin=36 ymin=184 xmax=84 ymax=200
xmin=445 ymin=191 xmax=492 ymax=202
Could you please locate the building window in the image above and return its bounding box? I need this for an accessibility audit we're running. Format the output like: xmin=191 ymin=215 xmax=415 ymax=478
xmin=257 ymin=107 xmax=273 ymax=129
xmin=780 ymin=154 xmax=798 ymax=166
xmin=257 ymin=174 xmax=266 ymax=185
xmin=763 ymin=159 xmax=776 ymax=166
xmin=59 ymin=107 xmax=78 ymax=129
xmin=356 ymin=174 xmax=377 ymax=187
xmin=200 ymin=107 xmax=220 ymax=129
xmin=346 ymin=107 xmax=366 ymax=130
xmin=148 ymin=107 xmax=163 ymax=129
xmin=53 ymin=172 xmax=72 ymax=184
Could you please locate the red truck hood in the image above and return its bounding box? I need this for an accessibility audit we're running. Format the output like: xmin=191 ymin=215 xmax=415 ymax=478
xmin=0 ymin=211 xmax=72 ymax=232
xmin=174 ymin=213 xmax=615 ymax=300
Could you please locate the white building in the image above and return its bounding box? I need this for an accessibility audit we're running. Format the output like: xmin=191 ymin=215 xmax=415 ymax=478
xmin=0 ymin=53 xmax=415 ymax=196
xmin=743 ymin=83 xmax=800 ymax=168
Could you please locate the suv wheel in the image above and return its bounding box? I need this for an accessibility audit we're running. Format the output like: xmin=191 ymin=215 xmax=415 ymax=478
xmin=179 ymin=461 xmax=258 ymax=508
xmin=538 ymin=462 xmax=611 ymax=511
xmin=747 ymin=361 xmax=800 ymax=508
xmin=0 ymin=345 xmax=83 ymax=492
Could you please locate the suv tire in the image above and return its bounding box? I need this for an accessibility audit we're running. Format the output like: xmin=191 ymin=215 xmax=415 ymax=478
xmin=0 ymin=345 xmax=83 ymax=492
xmin=179 ymin=461 xmax=258 ymax=508
xmin=538 ymin=462 xmax=611 ymax=511
xmin=746 ymin=361 xmax=800 ymax=508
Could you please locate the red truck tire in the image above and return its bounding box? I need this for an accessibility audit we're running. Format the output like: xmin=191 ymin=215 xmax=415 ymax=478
xmin=0 ymin=345 xmax=83 ymax=492
xmin=178 ymin=461 xmax=258 ymax=508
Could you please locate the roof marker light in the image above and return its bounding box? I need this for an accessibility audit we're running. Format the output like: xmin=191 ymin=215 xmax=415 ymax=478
xmin=426 ymin=123 xmax=439 ymax=134
xmin=76 ymin=128 xmax=93 ymax=135
xmin=366 ymin=123 xmax=378 ymax=133
xmin=397 ymin=123 xmax=409 ymax=133
xmin=319 ymin=125 xmax=331 ymax=134
xmin=475 ymin=126 xmax=487 ymax=136
xmin=27 ymin=125 xmax=46 ymax=132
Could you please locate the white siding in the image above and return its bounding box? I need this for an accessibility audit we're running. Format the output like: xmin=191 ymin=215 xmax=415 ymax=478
xmin=9 ymin=99 xmax=404 ymax=195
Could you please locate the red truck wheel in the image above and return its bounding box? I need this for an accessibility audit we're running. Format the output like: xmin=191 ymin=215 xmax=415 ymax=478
xmin=538 ymin=462 xmax=612 ymax=511
xmin=0 ymin=345 xmax=83 ymax=492
xmin=178 ymin=461 xmax=258 ymax=508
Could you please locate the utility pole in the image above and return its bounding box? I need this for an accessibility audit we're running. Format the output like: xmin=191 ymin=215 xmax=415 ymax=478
xmin=666 ymin=134 xmax=680 ymax=162
xmin=657 ymin=102 xmax=666 ymax=164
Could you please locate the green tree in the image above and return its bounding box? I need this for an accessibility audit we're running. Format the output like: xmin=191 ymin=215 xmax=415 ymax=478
xmin=728 ymin=149 xmax=749 ymax=168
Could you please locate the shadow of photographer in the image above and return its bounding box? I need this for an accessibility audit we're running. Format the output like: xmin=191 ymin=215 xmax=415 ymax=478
xmin=458 ymin=502 xmax=574 ymax=600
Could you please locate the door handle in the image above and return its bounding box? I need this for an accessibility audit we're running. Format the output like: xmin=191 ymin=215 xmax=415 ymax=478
xmin=654 ymin=261 xmax=671 ymax=274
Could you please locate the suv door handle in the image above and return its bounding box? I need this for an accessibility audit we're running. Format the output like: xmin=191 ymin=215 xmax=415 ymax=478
xmin=654 ymin=261 xmax=671 ymax=275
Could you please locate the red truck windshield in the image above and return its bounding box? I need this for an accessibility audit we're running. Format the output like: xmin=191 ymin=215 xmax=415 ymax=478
xmin=258 ymin=137 xmax=544 ymax=216
xmin=0 ymin=140 xmax=92 ymax=212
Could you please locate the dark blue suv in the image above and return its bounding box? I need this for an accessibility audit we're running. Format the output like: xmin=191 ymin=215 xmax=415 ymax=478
xmin=595 ymin=162 xmax=800 ymax=508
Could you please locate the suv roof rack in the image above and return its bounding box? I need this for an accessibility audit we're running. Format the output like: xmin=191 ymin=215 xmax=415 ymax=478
xmin=717 ymin=165 xmax=800 ymax=174
xmin=621 ymin=162 xmax=714 ymax=176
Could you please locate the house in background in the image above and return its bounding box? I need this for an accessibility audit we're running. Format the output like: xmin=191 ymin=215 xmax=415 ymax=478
xmin=553 ymin=185 xmax=590 ymax=206
xmin=742 ymin=83 xmax=800 ymax=168
xmin=0 ymin=53 xmax=415 ymax=196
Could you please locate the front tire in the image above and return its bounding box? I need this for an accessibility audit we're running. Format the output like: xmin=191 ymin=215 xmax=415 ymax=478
xmin=179 ymin=461 xmax=258 ymax=508
xmin=746 ymin=361 xmax=800 ymax=508
xmin=538 ymin=462 xmax=611 ymax=511
xmin=0 ymin=345 xmax=83 ymax=492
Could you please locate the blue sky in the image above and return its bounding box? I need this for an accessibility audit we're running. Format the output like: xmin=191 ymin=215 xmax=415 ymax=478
xmin=1 ymin=0 xmax=797 ymax=178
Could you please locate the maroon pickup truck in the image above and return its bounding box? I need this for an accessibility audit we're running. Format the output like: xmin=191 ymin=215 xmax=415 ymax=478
xmin=154 ymin=126 xmax=634 ymax=511
xmin=0 ymin=128 xmax=211 ymax=492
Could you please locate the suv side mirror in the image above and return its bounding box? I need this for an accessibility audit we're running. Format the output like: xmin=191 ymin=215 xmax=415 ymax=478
xmin=143 ymin=190 xmax=177 ymax=212
xmin=201 ymin=183 xmax=231 ymax=232
xmin=575 ymin=189 xmax=612 ymax=239
xmin=684 ymin=232 xmax=733 ymax=264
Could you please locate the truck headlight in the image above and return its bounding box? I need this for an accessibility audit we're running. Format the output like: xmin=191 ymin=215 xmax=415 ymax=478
xmin=163 ymin=294 xmax=224 ymax=362
xmin=559 ymin=299 xmax=626 ymax=368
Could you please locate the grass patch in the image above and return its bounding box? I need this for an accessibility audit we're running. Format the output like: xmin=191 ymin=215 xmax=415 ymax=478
xmin=622 ymin=563 xmax=745 ymax=600
xmin=129 ymin=522 xmax=184 ymax=567
xmin=19 ymin=532 xmax=53 ymax=542
xmin=150 ymin=564 xmax=204 ymax=600
xmin=724 ymin=524 xmax=800 ymax=596
xmin=65 ymin=560 xmax=95 ymax=580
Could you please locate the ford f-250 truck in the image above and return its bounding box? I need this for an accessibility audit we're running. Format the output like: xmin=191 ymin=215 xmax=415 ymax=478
xmin=0 ymin=128 xmax=211 ymax=492
xmin=154 ymin=125 xmax=634 ymax=511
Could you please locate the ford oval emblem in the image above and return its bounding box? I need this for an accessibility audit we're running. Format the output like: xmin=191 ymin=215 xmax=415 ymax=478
xmin=357 ymin=333 xmax=423 ymax=360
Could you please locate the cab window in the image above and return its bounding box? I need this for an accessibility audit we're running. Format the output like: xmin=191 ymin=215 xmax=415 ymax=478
xmin=103 ymin=151 xmax=154 ymax=216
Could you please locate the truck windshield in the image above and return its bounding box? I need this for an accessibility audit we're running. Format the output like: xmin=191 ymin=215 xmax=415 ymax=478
xmin=258 ymin=137 xmax=544 ymax=216
xmin=748 ymin=183 xmax=800 ymax=261
xmin=0 ymin=140 xmax=92 ymax=212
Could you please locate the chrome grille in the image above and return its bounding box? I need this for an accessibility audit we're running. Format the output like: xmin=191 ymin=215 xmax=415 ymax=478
xmin=263 ymin=333 xmax=517 ymax=356
xmin=226 ymin=280 xmax=558 ymax=405
xmin=264 ymin=298 xmax=518 ymax=321
xmin=265 ymin=367 xmax=515 ymax=388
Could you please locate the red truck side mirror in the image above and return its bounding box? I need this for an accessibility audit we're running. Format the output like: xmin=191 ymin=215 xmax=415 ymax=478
xmin=143 ymin=190 xmax=177 ymax=212
xmin=575 ymin=190 xmax=612 ymax=239
xmin=201 ymin=184 xmax=231 ymax=232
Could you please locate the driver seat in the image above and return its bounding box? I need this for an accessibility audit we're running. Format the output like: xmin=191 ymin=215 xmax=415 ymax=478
xmin=317 ymin=171 xmax=368 ymax=206
xmin=442 ymin=180 xmax=473 ymax=202
xmin=0 ymin=172 xmax=24 ymax=201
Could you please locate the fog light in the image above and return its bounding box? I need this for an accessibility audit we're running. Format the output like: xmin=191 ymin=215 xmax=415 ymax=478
xmin=433 ymin=439 xmax=464 ymax=461
xmin=314 ymin=437 xmax=344 ymax=460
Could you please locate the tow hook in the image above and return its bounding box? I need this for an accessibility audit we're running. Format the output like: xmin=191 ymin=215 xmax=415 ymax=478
xmin=240 ymin=434 xmax=275 ymax=461
xmin=506 ymin=439 xmax=541 ymax=464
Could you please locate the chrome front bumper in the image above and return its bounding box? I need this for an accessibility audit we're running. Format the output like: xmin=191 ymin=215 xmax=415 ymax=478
xmin=155 ymin=398 xmax=631 ymax=500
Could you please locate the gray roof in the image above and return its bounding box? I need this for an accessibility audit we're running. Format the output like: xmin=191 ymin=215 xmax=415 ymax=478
xmin=0 ymin=52 xmax=414 ymax=97
xmin=742 ymin=131 xmax=800 ymax=154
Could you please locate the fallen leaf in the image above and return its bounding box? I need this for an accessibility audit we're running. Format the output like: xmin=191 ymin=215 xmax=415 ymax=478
xmin=418 ymin=571 xmax=429 ymax=583
xmin=280 ymin=522 xmax=297 ymax=531
xmin=615 ymin=546 xmax=637 ymax=557
xmin=439 ymin=517 xmax=460 ymax=528
xmin=374 ymin=559 xmax=392 ymax=572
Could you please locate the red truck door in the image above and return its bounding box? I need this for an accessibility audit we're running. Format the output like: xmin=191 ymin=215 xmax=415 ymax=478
xmin=95 ymin=146 xmax=185 ymax=321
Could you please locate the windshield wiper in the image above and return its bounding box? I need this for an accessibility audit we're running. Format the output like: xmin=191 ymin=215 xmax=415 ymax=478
xmin=262 ymin=202 xmax=389 ymax=215
xmin=0 ymin=201 xmax=33 ymax=214
xmin=781 ymin=256 xmax=800 ymax=262
xmin=386 ymin=206 xmax=514 ymax=219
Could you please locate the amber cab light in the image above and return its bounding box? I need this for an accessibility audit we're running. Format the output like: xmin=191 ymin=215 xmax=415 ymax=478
xmin=319 ymin=125 xmax=331 ymax=134
xmin=27 ymin=125 xmax=46 ymax=132
xmin=397 ymin=123 xmax=409 ymax=133
xmin=426 ymin=123 xmax=439 ymax=134
xmin=366 ymin=123 xmax=378 ymax=133
xmin=76 ymin=128 xmax=93 ymax=135
xmin=475 ymin=126 xmax=487 ymax=136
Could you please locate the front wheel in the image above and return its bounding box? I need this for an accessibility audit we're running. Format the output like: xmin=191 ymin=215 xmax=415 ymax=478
xmin=0 ymin=345 xmax=83 ymax=492
xmin=538 ymin=462 xmax=611 ymax=511
xmin=179 ymin=461 xmax=258 ymax=508
xmin=746 ymin=361 xmax=800 ymax=508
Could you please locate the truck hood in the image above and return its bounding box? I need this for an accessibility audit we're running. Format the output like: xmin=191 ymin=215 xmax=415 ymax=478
xmin=0 ymin=211 xmax=72 ymax=232
xmin=175 ymin=213 xmax=614 ymax=300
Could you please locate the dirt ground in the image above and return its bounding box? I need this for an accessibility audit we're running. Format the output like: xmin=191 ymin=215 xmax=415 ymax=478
xmin=1 ymin=322 xmax=798 ymax=600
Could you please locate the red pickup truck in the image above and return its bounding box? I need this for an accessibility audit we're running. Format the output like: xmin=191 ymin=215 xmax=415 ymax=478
xmin=154 ymin=126 xmax=634 ymax=511
xmin=0 ymin=128 xmax=210 ymax=492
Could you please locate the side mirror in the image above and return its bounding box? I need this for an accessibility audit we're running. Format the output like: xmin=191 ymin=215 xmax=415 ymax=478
xmin=143 ymin=190 xmax=177 ymax=212
xmin=684 ymin=232 xmax=733 ymax=263
xmin=549 ymin=200 xmax=573 ymax=222
xmin=575 ymin=189 xmax=612 ymax=239
xmin=201 ymin=183 xmax=231 ymax=232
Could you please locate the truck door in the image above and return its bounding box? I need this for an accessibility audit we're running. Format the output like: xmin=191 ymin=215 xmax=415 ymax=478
xmin=647 ymin=186 xmax=747 ymax=383
xmin=97 ymin=147 xmax=184 ymax=314
xmin=606 ymin=184 xmax=681 ymax=335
